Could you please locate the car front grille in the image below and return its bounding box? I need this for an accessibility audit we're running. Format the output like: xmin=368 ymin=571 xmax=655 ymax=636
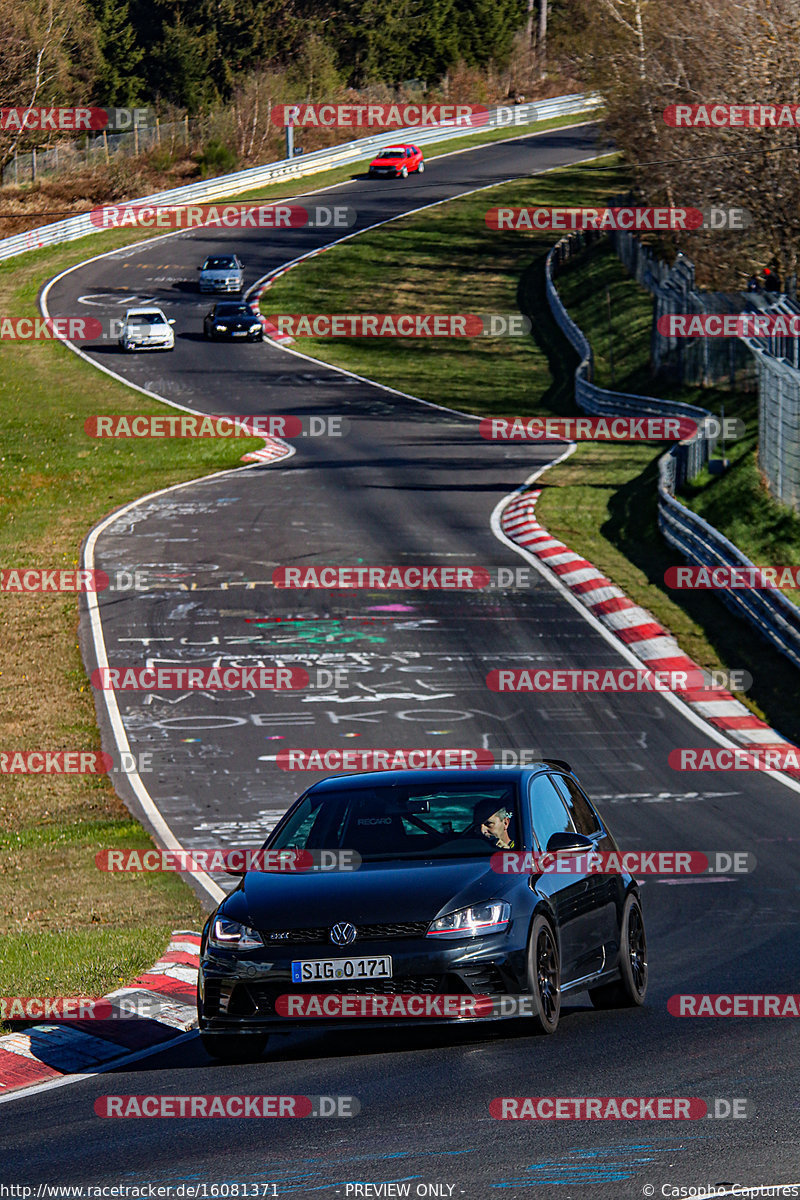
xmin=219 ymin=974 xmax=467 ymax=1017
xmin=259 ymin=921 xmax=429 ymax=945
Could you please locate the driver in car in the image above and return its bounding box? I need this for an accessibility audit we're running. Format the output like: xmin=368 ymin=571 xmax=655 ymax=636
xmin=474 ymin=800 xmax=515 ymax=849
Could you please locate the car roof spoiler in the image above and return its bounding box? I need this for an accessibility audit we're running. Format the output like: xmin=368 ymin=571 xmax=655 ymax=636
xmin=541 ymin=758 xmax=573 ymax=773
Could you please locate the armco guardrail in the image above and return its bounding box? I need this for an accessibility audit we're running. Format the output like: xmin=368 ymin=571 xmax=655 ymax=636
xmin=0 ymin=92 xmax=602 ymax=264
xmin=546 ymin=229 xmax=800 ymax=670
xmin=546 ymin=231 xmax=715 ymax=488
xmin=658 ymin=462 xmax=800 ymax=670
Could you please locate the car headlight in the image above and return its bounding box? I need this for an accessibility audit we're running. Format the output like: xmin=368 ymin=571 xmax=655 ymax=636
xmin=249 ymin=324 xmax=261 ymax=333
xmin=426 ymin=901 xmax=511 ymax=939
xmin=209 ymin=918 xmax=264 ymax=949
xmin=215 ymin=324 xmax=226 ymax=331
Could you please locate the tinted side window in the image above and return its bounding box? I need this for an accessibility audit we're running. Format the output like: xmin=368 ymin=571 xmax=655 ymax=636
xmin=529 ymin=774 xmax=575 ymax=850
xmin=552 ymin=775 xmax=602 ymax=837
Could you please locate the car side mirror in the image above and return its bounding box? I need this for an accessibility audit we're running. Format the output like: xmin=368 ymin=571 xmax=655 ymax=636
xmin=197 ymin=266 xmax=202 ymax=270
xmin=545 ymin=831 xmax=594 ymax=854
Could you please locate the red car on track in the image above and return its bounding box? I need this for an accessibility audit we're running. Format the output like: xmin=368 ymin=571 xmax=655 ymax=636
xmin=368 ymin=144 xmax=425 ymax=178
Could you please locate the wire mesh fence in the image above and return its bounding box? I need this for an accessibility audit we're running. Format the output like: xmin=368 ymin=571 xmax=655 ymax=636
xmin=0 ymin=114 xmax=237 ymax=185
xmin=611 ymin=229 xmax=756 ymax=390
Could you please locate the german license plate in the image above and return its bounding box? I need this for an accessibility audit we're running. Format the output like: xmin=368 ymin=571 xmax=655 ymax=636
xmin=291 ymin=955 xmax=392 ymax=983
xmin=233 ymin=330 xmax=247 ymax=336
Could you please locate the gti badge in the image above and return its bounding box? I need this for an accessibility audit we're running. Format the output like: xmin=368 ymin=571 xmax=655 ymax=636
xmin=330 ymin=922 xmax=357 ymax=946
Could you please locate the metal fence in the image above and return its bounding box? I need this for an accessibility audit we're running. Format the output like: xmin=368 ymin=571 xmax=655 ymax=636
xmin=611 ymin=228 xmax=756 ymax=388
xmin=0 ymin=92 xmax=603 ymax=262
xmin=546 ymin=229 xmax=800 ymax=669
xmin=739 ymin=296 xmax=800 ymax=511
xmin=658 ymin=460 xmax=800 ymax=670
xmin=546 ymin=230 xmax=716 ymax=488
xmin=612 ymin=225 xmax=800 ymax=513
xmin=0 ymin=116 xmax=200 ymax=185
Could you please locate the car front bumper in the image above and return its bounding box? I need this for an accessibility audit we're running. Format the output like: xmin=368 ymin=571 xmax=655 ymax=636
xmin=198 ymin=930 xmax=529 ymax=1034
xmin=120 ymin=336 xmax=174 ymax=349
xmin=200 ymin=279 xmax=243 ymax=292
xmin=209 ymin=327 xmax=262 ymax=339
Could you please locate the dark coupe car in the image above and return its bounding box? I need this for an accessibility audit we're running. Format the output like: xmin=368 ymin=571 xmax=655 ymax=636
xmin=203 ymin=301 xmax=264 ymax=342
xmin=197 ymin=765 xmax=647 ymax=1060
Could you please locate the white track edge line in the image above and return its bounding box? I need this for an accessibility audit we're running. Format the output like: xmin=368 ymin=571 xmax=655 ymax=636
xmin=35 ymin=148 xmax=614 ymax=910
xmin=0 ymin=1030 xmax=200 ymax=1106
xmin=248 ymin=151 xmax=616 ymax=417
xmin=490 ymin=454 xmax=800 ymax=796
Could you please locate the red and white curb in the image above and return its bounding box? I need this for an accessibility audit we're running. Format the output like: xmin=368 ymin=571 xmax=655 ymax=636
xmin=237 ymin=429 xmax=292 ymax=465
xmin=252 ymin=265 xmax=300 ymax=345
xmin=250 ymin=244 xmax=349 ymax=347
xmin=501 ymin=489 xmax=800 ymax=769
xmin=0 ymin=931 xmax=201 ymax=1095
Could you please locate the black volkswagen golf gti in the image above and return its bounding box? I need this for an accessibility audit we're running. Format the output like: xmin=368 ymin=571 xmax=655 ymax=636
xmin=198 ymin=765 xmax=647 ymax=1058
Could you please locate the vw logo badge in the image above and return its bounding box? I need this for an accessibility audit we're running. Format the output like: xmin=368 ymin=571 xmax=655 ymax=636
xmin=330 ymin=922 xmax=357 ymax=946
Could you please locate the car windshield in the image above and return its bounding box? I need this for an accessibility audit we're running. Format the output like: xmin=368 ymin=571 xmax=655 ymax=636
xmin=129 ymin=313 xmax=165 ymax=325
xmin=216 ymin=304 xmax=251 ymax=316
xmin=204 ymin=257 xmax=236 ymax=269
xmin=377 ymin=149 xmax=404 ymax=159
xmin=269 ymin=783 xmax=520 ymax=861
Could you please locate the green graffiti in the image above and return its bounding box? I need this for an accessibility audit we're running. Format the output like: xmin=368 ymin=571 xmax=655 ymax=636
xmin=248 ymin=618 xmax=386 ymax=646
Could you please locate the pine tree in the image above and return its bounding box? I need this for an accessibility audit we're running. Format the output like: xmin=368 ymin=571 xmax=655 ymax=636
xmin=88 ymin=0 xmax=146 ymax=106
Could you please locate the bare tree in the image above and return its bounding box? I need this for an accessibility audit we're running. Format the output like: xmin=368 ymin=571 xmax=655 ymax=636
xmin=537 ymin=0 xmax=548 ymax=71
xmin=575 ymin=0 xmax=800 ymax=286
xmin=0 ymin=0 xmax=100 ymax=169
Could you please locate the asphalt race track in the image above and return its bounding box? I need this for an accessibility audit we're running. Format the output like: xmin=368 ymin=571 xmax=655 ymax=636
xmin=4 ymin=123 xmax=800 ymax=1196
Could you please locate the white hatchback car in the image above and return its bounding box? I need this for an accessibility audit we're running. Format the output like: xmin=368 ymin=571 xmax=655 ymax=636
xmin=118 ymin=307 xmax=176 ymax=352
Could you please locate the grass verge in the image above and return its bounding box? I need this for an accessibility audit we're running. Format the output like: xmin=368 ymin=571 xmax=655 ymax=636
xmin=261 ymin=169 xmax=800 ymax=743
xmin=540 ymin=241 xmax=800 ymax=740
xmin=0 ymin=238 xmax=263 ymax=1011
xmin=1 ymin=110 xmax=599 ymax=242
xmin=0 ymin=110 xmax=602 ymax=1016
